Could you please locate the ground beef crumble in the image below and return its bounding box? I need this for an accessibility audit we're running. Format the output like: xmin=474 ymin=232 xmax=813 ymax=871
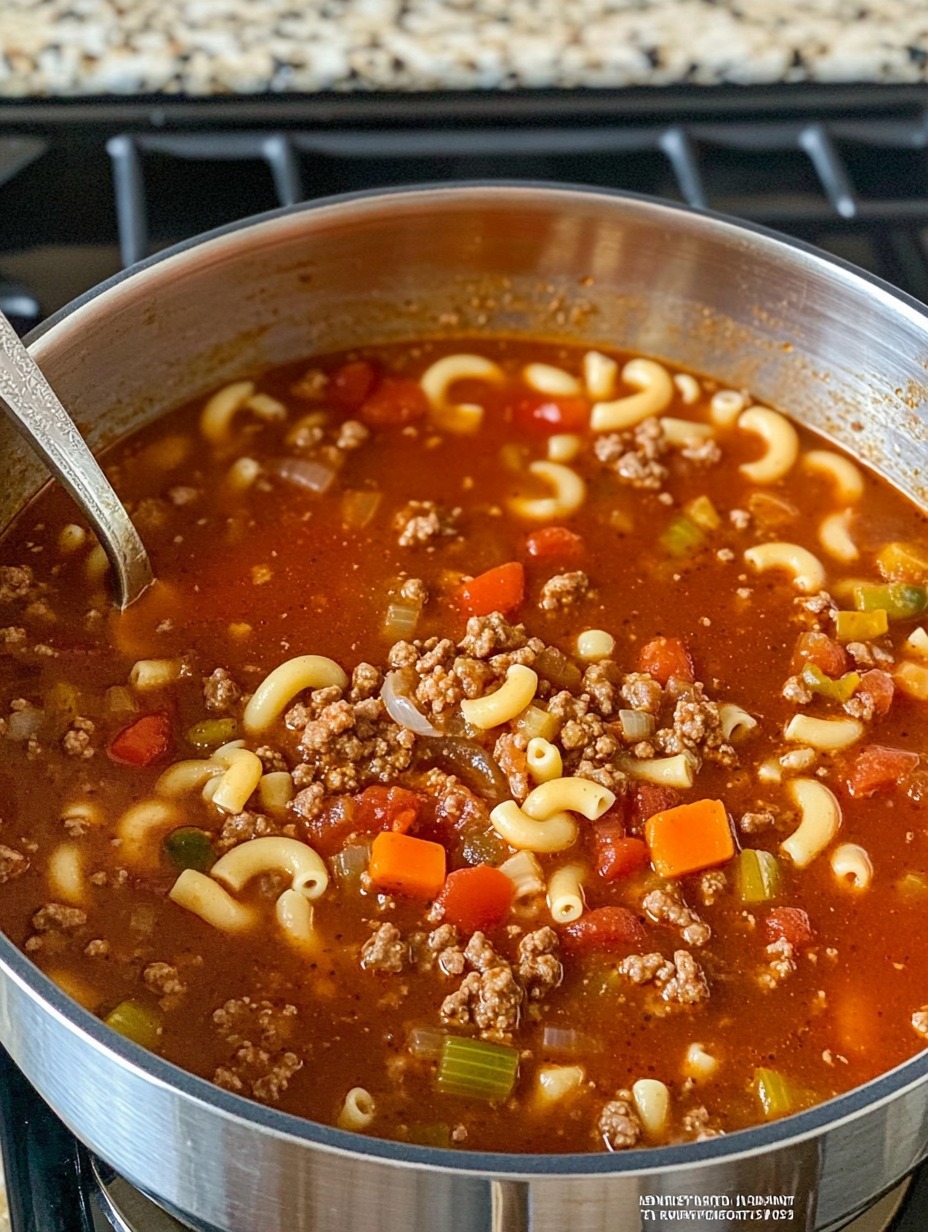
xmin=361 ymin=922 xmax=407 ymax=973
xmin=24 ymin=902 xmax=87 ymax=953
xmin=617 ymin=949 xmax=709 ymax=1005
xmin=62 ymin=716 xmax=95 ymax=759
xmin=594 ymin=418 xmax=668 ymax=491
xmin=642 ymin=888 xmax=711 ymax=947
xmin=539 ymin=571 xmax=590 ymax=611
xmin=0 ymin=565 xmax=39 ymax=603
xmin=912 ymin=1008 xmax=928 ymax=1040
xmin=394 ymin=500 xmax=460 ymax=546
xmin=517 ymin=927 xmax=562 ymax=999
xmin=203 ymin=667 xmax=241 ymax=714
xmin=758 ymin=938 xmax=796 ymax=989
xmin=597 ymin=1091 xmax=642 ymax=1149
xmin=216 ymin=810 xmax=294 ymax=853
xmin=143 ymin=961 xmax=187 ymax=1009
xmin=0 ymin=844 xmax=28 ymax=882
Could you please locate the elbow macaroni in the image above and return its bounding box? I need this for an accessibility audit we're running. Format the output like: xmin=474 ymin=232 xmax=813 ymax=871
xmin=526 ymin=737 xmax=563 ymax=784
xmin=708 ymin=389 xmax=746 ymax=426
xmin=743 ymin=543 xmax=826 ymax=593
xmin=508 ymin=461 xmax=586 ymax=522
xmin=490 ymin=800 xmax=577 ymax=853
xmin=738 ymin=407 xmax=799 ymax=484
xmin=830 ymin=842 xmax=873 ymax=890
xmin=803 ymin=450 xmax=864 ymax=503
xmin=522 ymin=777 xmax=615 ymax=822
xmin=546 ymin=863 xmax=585 ymax=924
xmin=782 ymin=778 xmax=842 ymax=868
xmin=784 ymin=714 xmax=863 ymax=751
xmin=718 ymin=703 xmax=758 ymax=742
xmin=129 ymin=658 xmax=183 ymax=691
xmin=618 ymin=752 xmax=695 ymax=790
xmin=337 ymin=1087 xmax=376 ymax=1131
xmin=818 ymin=510 xmax=858 ymax=563
xmin=169 ymin=869 xmax=256 ymax=932
xmin=199 ymin=380 xmax=257 ymax=444
xmin=243 ymin=654 xmax=348 ymax=734
xmin=48 ymin=842 xmax=84 ymax=905
xmin=460 ymin=665 xmax=538 ymax=730
xmin=210 ymin=748 xmax=264 ymax=814
xmin=419 ymin=354 xmax=503 ymax=434
xmin=523 ymin=362 xmax=581 ymax=397
xmin=631 ymin=1078 xmax=671 ymax=1138
xmin=211 ymin=836 xmax=329 ymax=900
xmin=276 ymin=888 xmax=318 ymax=950
xmin=590 ymin=358 xmax=674 ymax=433
xmin=118 ymin=799 xmax=180 ymax=866
xmin=584 ymin=350 xmax=618 ymax=400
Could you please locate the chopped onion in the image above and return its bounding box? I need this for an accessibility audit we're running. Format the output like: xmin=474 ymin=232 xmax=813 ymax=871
xmin=341 ymin=489 xmax=382 ymax=529
xmin=542 ymin=1026 xmax=600 ymax=1056
xmin=618 ymin=709 xmax=656 ymax=741
xmin=383 ymin=602 xmax=421 ymax=640
xmin=380 ymin=672 xmax=439 ymax=737
xmin=408 ymin=1026 xmax=447 ymax=1060
xmin=331 ymin=842 xmax=372 ymax=884
xmin=267 ymin=456 xmax=335 ymax=494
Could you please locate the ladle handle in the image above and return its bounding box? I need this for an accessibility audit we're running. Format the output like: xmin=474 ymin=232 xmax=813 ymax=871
xmin=0 ymin=312 xmax=153 ymax=610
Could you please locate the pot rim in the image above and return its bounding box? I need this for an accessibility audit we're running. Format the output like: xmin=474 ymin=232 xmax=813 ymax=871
xmin=10 ymin=179 xmax=928 ymax=1178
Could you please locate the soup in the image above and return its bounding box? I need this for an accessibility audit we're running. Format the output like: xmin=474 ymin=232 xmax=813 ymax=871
xmin=0 ymin=338 xmax=927 ymax=1153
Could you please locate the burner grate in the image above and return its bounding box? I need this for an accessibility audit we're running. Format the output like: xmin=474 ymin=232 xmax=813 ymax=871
xmin=1 ymin=88 xmax=928 ymax=325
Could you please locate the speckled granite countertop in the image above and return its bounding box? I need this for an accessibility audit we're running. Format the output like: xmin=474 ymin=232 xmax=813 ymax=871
xmin=0 ymin=0 xmax=926 ymax=97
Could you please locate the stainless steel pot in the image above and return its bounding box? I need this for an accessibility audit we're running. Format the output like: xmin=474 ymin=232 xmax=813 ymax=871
xmin=2 ymin=184 xmax=928 ymax=1232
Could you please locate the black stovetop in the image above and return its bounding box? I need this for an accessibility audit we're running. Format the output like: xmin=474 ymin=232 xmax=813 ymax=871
xmin=2 ymin=83 xmax=928 ymax=1230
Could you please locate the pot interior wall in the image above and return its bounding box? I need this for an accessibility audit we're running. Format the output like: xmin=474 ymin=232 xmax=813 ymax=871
xmin=5 ymin=186 xmax=928 ymax=535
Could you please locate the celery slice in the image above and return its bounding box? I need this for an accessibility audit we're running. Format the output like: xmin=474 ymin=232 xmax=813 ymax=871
xmin=853 ymin=582 xmax=927 ymax=620
xmin=163 ymin=827 xmax=215 ymax=872
xmin=736 ymin=849 xmax=781 ymax=903
xmin=660 ymin=514 xmax=705 ymax=558
xmin=753 ymin=1067 xmax=800 ymax=1119
xmin=800 ymin=663 xmax=861 ymax=702
xmin=104 ymin=999 xmax=162 ymax=1050
xmin=835 ymin=609 xmax=889 ymax=642
xmin=436 ymin=1035 xmax=519 ymax=1101
xmin=186 ymin=717 xmax=237 ymax=751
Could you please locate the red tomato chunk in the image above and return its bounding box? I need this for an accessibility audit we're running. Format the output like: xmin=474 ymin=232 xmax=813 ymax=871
xmin=107 ymin=713 xmax=172 ymax=767
xmin=561 ymin=906 xmax=646 ymax=953
xmin=457 ymin=562 xmax=525 ymax=618
xmin=329 ymin=360 xmax=378 ymax=410
xmin=791 ymin=631 xmax=848 ymax=679
xmin=525 ymin=527 xmax=584 ymax=561
xmin=358 ymin=377 xmax=428 ymax=426
xmin=513 ymin=395 xmax=588 ymax=435
xmin=638 ymin=637 xmax=695 ymax=686
xmin=846 ymin=745 xmax=920 ymax=798
xmin=593 ymin=827 xmax=650 ymax=882
xmin=764 ymin=907 xmax=814 ymax=948
xmin=856 ymin=670 xmax=894 ymax=718
xmin=437 ymin=865 xmax=514 ymax=934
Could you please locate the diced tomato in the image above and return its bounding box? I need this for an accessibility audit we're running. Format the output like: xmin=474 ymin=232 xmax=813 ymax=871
xmin=457 ymin=561 xmax=525 ymax=618
xmin=638 ymin=637 xmax=695 ymax=686
xmin=437 ymin=865 xmax=514 ymax=933
xmin=846 ymin=744 xmax=920 ymax=798
xmin=525 ymin=526 xmax=584 ymax=561
xmin=561 ymin=906 xmax=646 ymax=954
xmin=305 ymin=786 xmax=425 ymax=855
xmin=856 ymin=670 xmax=895 ymax=718
xmin=513 ymin=395 xmax=589 ymax=436
xmin=790 ymin=631 xmax=848 ymax=679
xmin=108 ymin=712 xmax=172 ymax=767
xmin=329 ymin=360 xmax=377 ymax=411
xmin=354 ymin=785 xmax=423 ymax=832
xmin=764 ymin=907 xmax=814 ymax=948
xmin=358 ymin=377 xmax=428 ymax=427
xmin=632 ymin=784 xmax=682 ymax=826
xmin=594 ymin=828 xmax=650 ymax=882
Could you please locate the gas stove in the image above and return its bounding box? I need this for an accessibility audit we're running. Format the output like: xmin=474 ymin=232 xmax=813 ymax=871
xmin=2 ymin=83 xmax=928 ymax=1231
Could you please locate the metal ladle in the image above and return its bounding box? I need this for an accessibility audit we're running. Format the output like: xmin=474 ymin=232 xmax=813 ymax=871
xmin=0 ymin=311 xmax=153 ymax=609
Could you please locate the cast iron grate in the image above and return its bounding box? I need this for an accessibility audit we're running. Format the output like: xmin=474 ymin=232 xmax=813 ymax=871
xmin=1 ymin=88 xmax=928 ymax=327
